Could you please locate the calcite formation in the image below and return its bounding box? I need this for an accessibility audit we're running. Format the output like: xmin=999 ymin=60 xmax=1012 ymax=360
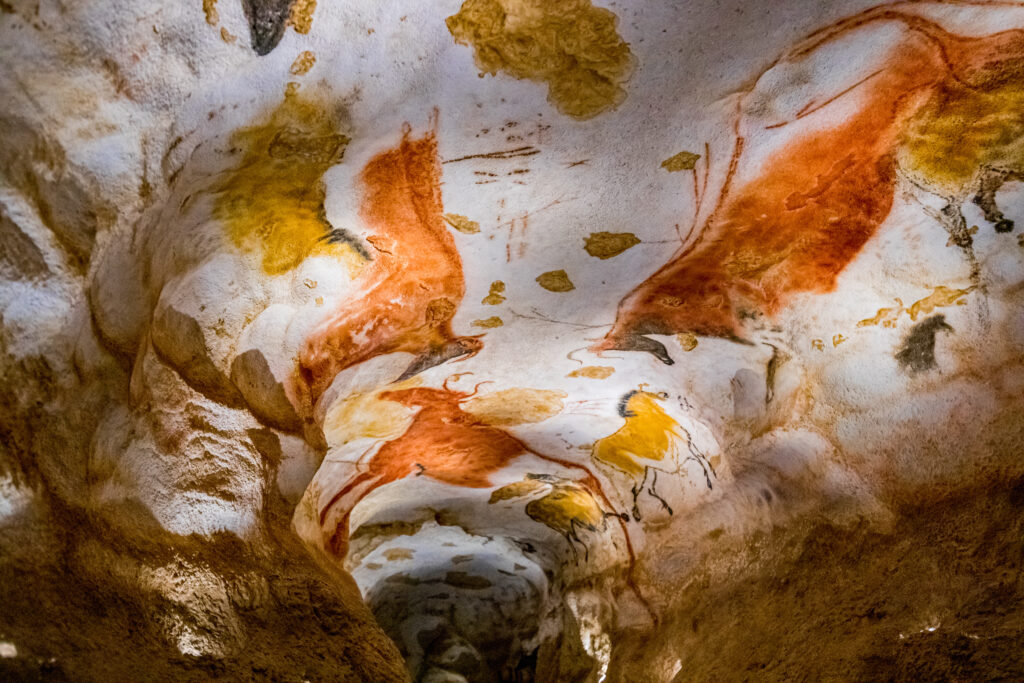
xmin=1 ymin=1 xmax=1023 ymax=681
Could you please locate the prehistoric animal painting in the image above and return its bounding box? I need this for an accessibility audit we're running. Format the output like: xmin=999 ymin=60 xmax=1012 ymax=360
xmin=591 ymin=390 xmax=714 ymax=520
xmin=214 ymin=93 xmax=361 ymax=277
xmin=296 ymin=120 xmax=483 ymax=413
xmin=489 ymin=473 xmax=620 ymax=562
xmin=595 ymin=6 xmax=1024 ymax=363
xmin=318 ymin=383 xmax=617 ymax=557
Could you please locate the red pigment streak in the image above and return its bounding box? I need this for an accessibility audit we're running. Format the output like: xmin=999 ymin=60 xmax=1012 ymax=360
xmin=595 ymin=5 xmax=1024 ymax=354
xmin=296 ymin=123 xmax=480 ymax=411
xmin=317 ymin=384 xmax=654 ymax=619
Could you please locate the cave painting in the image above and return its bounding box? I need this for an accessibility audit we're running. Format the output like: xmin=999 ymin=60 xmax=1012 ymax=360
xmin=296 ymin=120 xmax=482 ymax=413
xmin=318 ymin=382 xmax=618 ymax=557
xmin=214 ymin=93 xmax=361 ymax=276
xmin=489 ymin=473 xmax=615 ymax=562
xmin=595 ymin=7 xmax=1024 ymax=363
xmin=9 ymin=0 xmax=1024 ymax=679
xmin=592 ymin=390 xmax=715 ymax=521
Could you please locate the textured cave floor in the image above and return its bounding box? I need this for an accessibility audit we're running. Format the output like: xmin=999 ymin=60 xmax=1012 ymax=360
xmin=1 ymin=473 xmax=1022 ymax=681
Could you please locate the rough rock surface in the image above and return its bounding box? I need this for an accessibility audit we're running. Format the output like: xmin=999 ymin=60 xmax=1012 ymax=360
xmin=1 ymin=1 xmax=1023 ymax=681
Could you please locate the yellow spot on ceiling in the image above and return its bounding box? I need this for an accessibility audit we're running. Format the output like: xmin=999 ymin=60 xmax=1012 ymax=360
xmin=907 ymin=285 xmax=974 ymax=321
xmin=443 ymin=213 xmax=481 ymax=234
xmin=832 ymin=334 xmax=847 ymax=347
xmin=446 ymin=0 xmax=635 ymax=120
xmin=202 ymin=0 xmax=218 ymax=26
xmin=857 ymin=299 xmax=905 ymax=329
xmin=213 ymin=93 xmax=361 ymax=276
xmin=482 ymin=280 xmax=506 ymax=305
xmin=290 ymin=51 xmax=316 ymax=76
xmin=811 ymin=339 xmax=825 ymax=351
xmin=584 ymin=231 xmax=641 ymax=259
xmin=220 ymin=27 xmax=236 ymax=43
xmin=472 ymin=316 xmax=504 ymax=328
xmin=857 ymin=286 xmax=974 ymax=329
xmin=288 ymin=0 xmax=317 ymax=34
xmin=567 ymin=366 xmax=614 ymax=379
xmin=536 ymin=269 xmax=574 ymax=292
xmin=677 ymin=332 xmax=698 ymax=352
xmin=661 ymin=150 xmax=701 ymax=172
xmin=464 ymin=387 xmax=566 ymax=425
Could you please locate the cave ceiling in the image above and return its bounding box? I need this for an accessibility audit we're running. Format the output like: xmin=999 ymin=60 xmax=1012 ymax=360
xmin=1 ymin=0 xmax=1024 ymax=681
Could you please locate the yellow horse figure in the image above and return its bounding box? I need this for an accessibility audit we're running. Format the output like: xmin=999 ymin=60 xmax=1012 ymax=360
xmin=592 ymin=390 xmax=715 ymax=521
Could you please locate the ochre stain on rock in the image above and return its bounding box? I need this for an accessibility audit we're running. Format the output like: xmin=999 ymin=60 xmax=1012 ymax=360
xmin=298 ymin=124 xmax=481 ymax=409
xmin=288 ymin=0 xmax=316 ymax=34
xmin=536 ymin=269 xmax=574 ymax=292
xmin=213 ymin=94 xmax=359 ymax=277
xmin=595 ymin=11 xmax=1024 ymax=362
xmin=443 ymin=213 xmax=481 ymax=234
xmin=463 ymin=387 xmax=566 ymax=425
xmin=908 ymin=285 xmax=974 ymax=321
xmin=482 ymin=280 xmax=506 ymax=305
xmin=446 ymin=0 xmax=634 ymax=120
xmin=567 ymin=366 xmax=614 ymax=379
xmin=584 ymin=231 xmax=641 ymax=259
xmin=471 ymin=316 xmax=503 ymax=328
xmin=290 ymin=50 xmax=316 ymax=75
xmin=857 ymin=285 xmax=974 ymax=329
xmin=857 ymin=298 xmax=906 ymax=329
xmin=202 ymin=0 xmax=218 ymax=25
xmin=661 ymin=150 xmax=701 ymax=172
xmin=677 ymin=332 xmax=698 ymax=351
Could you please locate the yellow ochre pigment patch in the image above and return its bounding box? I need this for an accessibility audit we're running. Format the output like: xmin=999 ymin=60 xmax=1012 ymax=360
xmin=482 ymin=280 xmax=506 ymax=305
xmin=567 ymin=366 xmax=614 ymax=379
xmin=900 ymin=70 xmax=1024 ymax=193
xmin=584 ymin=231 xmax=640 ymax=259
xmin=446 ymin=0 xmax=635 ymax=120
xmin=661 ymin=150 xmax=701 ymax=172
xmin=213 ymin=94 xmax=363 ymax=276
xmin=471 ymin=316 xmax=504 ymax=328
xmin=463 ymin=387 xmax=566 ymax=425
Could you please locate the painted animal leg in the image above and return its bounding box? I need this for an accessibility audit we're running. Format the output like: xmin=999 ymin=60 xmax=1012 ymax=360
xmin=631 ymin=468 xmax=650 ymax=521
xmin=935 ymin=203 xmax=982 ymax=284
xmin=645 ymin=467 xmax=674 ymax=515
xmin=680 ymin=427 xmax=715 ymax=490
xmin=973 ymin=167 xmax=1023 ymax=233
xmin=568 ymin=519 xmax=592 ymax=564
